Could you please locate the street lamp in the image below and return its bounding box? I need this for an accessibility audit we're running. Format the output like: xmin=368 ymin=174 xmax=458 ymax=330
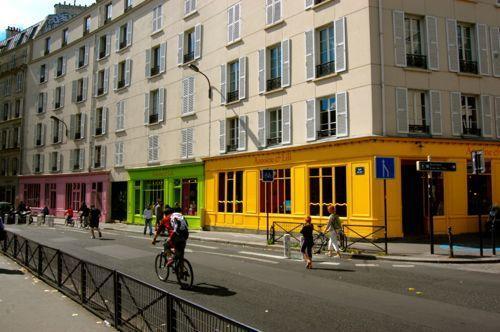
xmin=188 ymin=64 xmax=213 ymax=100
xmin=50 ymin=115 xmax=69 ymax=137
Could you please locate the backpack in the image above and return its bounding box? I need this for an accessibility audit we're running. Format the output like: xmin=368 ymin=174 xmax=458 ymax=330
xmin=171 ymin=213 xmax=189 ymax=240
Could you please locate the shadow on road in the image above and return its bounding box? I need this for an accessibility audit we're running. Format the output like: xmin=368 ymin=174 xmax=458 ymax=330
xmin=188 ymin=283 xmax=237 ymax=297
xmin=0 ymin=268 xmax=24 ymax=275
xmin=311 ymin=267 xmax=355 ymax=272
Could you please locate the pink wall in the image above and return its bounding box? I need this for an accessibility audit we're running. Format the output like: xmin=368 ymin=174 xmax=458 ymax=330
xmin=18 ymin=171 xmax=110 ymax=221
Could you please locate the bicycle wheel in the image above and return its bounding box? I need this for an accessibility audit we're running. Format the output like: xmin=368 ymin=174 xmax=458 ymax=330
xmin=312 ymin=234 xmax=325 ymax=254
xmin=175 ymin=259 xmax=194 ymax=289
xmin=155 ymin=253 xmax=170 ymax=281
xmin=339 ymin=232 xmax=347 ymax=252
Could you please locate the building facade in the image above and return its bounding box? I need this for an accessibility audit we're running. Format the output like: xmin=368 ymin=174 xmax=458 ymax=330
xmin=16 ymin=0 xmax=500 ymax=237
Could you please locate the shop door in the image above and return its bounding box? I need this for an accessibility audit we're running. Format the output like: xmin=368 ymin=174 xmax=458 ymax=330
xmin=111 ymin=182 xmax=127 ymax=221
xmin=401 ymin=161 xmax=426 ymax=237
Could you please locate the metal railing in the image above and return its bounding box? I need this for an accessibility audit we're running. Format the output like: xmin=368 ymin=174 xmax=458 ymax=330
xmin=463 ymin=127 xmax=481 ymax=136
xmin=1 ymin=231 xmax=257 ymax=332
xmin=227 ymin=90 xmax=239 ymax=103
xmin=117 ymin=80 xmax=126 ymax=89
xmin=459 ymin=59 xmax=478 ymax=74
xmin=342 ymin=224 xmax=387 ymax=254
xmin=406 ymin=54 xmax=427 ymax=69
xmin=227 ymin=143 xmax=238 ymax=152
xmin=150 ymin=66 xmax=160 ymax=76
xmin=270 ymin=221 xmax=328 ymax=244
xmin=266 ymin=77 xmax=281 ymax=91
xmin=184 ymin=52 xmax=194 ymax=63
xmin=149 ymin=113 xmax=158 ymax=124
xmin=317 ymin=128 xmax=336 ymax=138
xmin=266 ymin=137 xmax=281 ymax=146
xmin=409 ymin=124 xmax=430 ymax=134
xmin=316 ymin=60 xmax=335 ymax=77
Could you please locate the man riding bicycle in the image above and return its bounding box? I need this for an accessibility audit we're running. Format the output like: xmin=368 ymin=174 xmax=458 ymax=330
xmin=167 ymin=209 xmax=189 ymax=266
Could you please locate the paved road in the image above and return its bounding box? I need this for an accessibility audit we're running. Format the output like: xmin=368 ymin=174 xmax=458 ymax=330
xmin=6 ymin=225 xmax=500 ymax=332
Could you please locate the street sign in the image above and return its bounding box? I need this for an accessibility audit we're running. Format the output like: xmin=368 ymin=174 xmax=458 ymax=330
xmin=471 ymin=150 xmax=485 ymax=174
xmin=416 ymin=161 xmax=457 ymax=172
xmin=261 ymin=169 xmax=275 ymax=182
xmin=375 ymin=157 xmax=395 ymax=179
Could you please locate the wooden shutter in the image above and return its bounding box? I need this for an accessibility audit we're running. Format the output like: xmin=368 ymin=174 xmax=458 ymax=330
xmin=450 ymin=92 xmax=462 ymax=136
xmin=266 ymin=0 xmax=273 ymax=26
xmin=90 ymin=108 xmax=96 ymax=136
xmin=336 ymin=92 xmax=348 ymax=137
xmin=181 ymin=128 xmax=188 ymax=159
xmin=189 ymin=77 xmax=194 ymax=114
xmin=491 ymin=27 xmax=500 ymax=77
xmin=305 ymin=29 xmax=315 ymax=80
xmin=84 ymin=44 xmax=89 ymax=66
xmin=100 ymin=145 xmax=106 ymax=168
xmin=430 ymin=90 xmax=442 ymax=135
xmin=102 ymin=107 xmax=108 ymax=135
xmin=144 ymin=93 xmax=150 ymax=125
xmin=70 ymin=114 xmax=76 ymax=139
xmin=43 ymin=92 xmax=47 ymax=113
xmin=426 ymin=16 xmax=439 ymax=71
xmin=93 ymin=72 xmax=98 ymax=96
xmin=258 ymin=49 xmax=266 ymax=94
xmin=306 ymin=99 xmax=316 ymax=141
xmin=72 ymin=80 xmax=77 ymax=103
xmin=239 ymin=57 xmax=246 ymax=100
xmin=194 ymin=24 xmax=202 ymax=60
xmin=396 ymin=87 xmax=409 ymax=134
xmin=126 ymin=21 xmax=133 ymax=47
xmin=477 ymin=24 xmax=490 ymax=76
xmin=159 ymin=42 xmax=166 ymax=73
xmin=446 ymin=19 xmax=459 ymax=72
xmin=187 ymin=127 xmax=193 ymax=159
xmin=103 ymin=68 xmax=109 ymax=94
xmin=233 ymin=3 xmax=240 ymax=41
xmin=282 ymin=104 xmax=292 ymax=145
xmin=75 ymin=48 xmax=79 ymax=68
xmin=273 ymin=0 xmax=282 ymax=23
xmin=79 ymin=148 xmax=85 ymax=170
xmin=145 ymin=49 xmax=151 ymax=77
xmin=335 ymin=17 xmax=347 ymax=73
xmin=158 ymin=88 xmax=165 ymax=122
xmin=393 ymin=10 xmax=406 ymax=67
xmin=182 ymin=78 xmax=189 ymax=114
xmin=495 ymin=97 xmax=500 ymax=138
xmin=81 ymin=114 xmax=86 ymax=139
xmin=125 ymin=59 xmax=131 ymax=87
xmin=184 ymin=0 xmax=190 ymax=16
xmin=220 ymin=64 xmax=227 ymax=105
xmin=82 ymin=77 xmax=88 ymax=101
xmin=258 ymin=110 xmax=267 ymax=148
xmin=60 ymin=85 xmax=65 ymax=107
xmin=62 ymin=56 xmax=67 ymax=76
xmin=227 ymin=5 xmax=234 ymax=44
xmin=219 ymin=120 xmax=226 ymax=154
xmin=238 ymin=115 xmax=247 ymax=151
xmin=115 ymin=26 xmax=120 ymax=51
xmin=113 ymin=64 xmax=118 ymax=90
xmin=177 ymin=33 xmax=184 ymax=65
xmin=57 ymin=152 xmax=62 ymax=172
xmin=105 ymin=33 xmax=111 ymax=57
xmin=281 ymin=39 xmax=290 ymax=87
xmin=152 ymin=6 xmax=157 ymax=32
xmin=481 ymin=95 xmax=493 ymax=137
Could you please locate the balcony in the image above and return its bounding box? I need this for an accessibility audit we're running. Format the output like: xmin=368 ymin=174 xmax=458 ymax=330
xmin=95 ymin=127 xmax=103 ymax=136
xmin=39 ymin=76 xmax=46 ymax=84
xmin=73 ymin=164 xmax=80 ymax=170
xmin=150 ymin=66 xmax=160 ymax=76
xmin=117 ymin=80 xmax=125 ymax=89
xmin=76 ymin=95 xmax=83 ymax=102
xmin=74 ymin=132 xmax=81 ymax=140
xmin=266 ymin=77 xmax=281 ymax=91
xmin=409 ymin=124 xmax=430 ymax=134
xmin=463 ymin=127 xmax=481 ymax=136
xmin=38 ymin=107 xmax=44 ymax=114
xmin=316 ymin=60 xmax=335 ymax=78
xmin=227 ymin=143 xmax=238 ymax=152
xmin=97 ymin=87 xmax=104 ymax=96
xmin=267 ymin=137 xmax=282 ymax=146
xmin=119 ymin=40 xmax=127 ymax=49
xmin=94 ymin=162 xmax=101 ymax=168
xmin=406 ymin=54 xmax=427 ymax=69
xmin=317 ymin=128 xmax=336 ymax=138
xmin=183 ymin=52 xmax=194 ymax=63
xmin=227 ymin=90 xmax=239 ymax=103
xmin=36 ymin=139 xmax=42 ymax=146
xmin=51 ymin=166 xmax=58 ymax=172
xmin=55 ymin=102 xmax=61 ymax=109
xmin=459 ymin=60 xmax=478 ymax=74
xmin=149 ymin=113 xmax=158 ymax=124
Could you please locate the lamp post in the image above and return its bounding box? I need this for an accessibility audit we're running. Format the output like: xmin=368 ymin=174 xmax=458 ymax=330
xmin=188 ymin=64 xmax=213 ymax=100
xmin=50 ymin=115 xmax=69 ymax=138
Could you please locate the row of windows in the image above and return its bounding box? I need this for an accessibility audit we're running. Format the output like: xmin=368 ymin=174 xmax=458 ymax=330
xmin=0 ymin=72 xmax=24 ymax=97
xmin=0 ymin=127 xmax=21 ymax=150
xmin=1 ymin=99 xmax=23 ymax=121
xmin=0 ymin=157 xmax=19 ymax=176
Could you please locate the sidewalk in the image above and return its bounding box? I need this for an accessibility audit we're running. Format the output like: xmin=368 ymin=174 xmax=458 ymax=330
xmin=0 ymin=254 xmax=113 ymax=331
xmin=49 ymin=218 xmax=500 ymax=264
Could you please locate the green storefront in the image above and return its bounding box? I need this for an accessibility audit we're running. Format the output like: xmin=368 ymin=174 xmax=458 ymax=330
xmin=127 ymin=163 xmax=204 ymax=229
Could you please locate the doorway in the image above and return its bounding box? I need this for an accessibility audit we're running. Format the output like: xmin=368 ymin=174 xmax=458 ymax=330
xmin=111 ymin=182 xmax=127 ymax=221
xmin=401 ymin=160 xmax=426 ymax=237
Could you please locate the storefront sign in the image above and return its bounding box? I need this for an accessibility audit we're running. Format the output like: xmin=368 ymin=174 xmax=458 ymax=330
xmin=254 ymin=152 xmax=292 ymax=165
xmin=416 ymin=161 xmax=457 ymax=172
xmin=355 ymin=167 xmax=365 ymax=175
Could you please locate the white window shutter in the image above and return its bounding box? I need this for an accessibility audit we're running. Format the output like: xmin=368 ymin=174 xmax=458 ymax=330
xmin=115 ymin=142 xmax=120 ymax=166
xmin=90 ymin=108 xmax=96 ymax=136
xmin=102 ymin=107 xmax=108 ymax=135
xmin=227 ymin=5 xmax=234 ymax=44
xmin=184 ymin=0 xmax=190 ymax=16
xmin=81 ymin=114 xmax=86 ymax=139
xmin=395 ymin=87 xmax=409 ymax=134
xmin=220 ymin=64 xmax=227 ymax=105
xmin=238 ymin=115 xmax=247 ymax=151
xmin=495 ymin=97 xmax=500 ymax=138
xmin=219 ymin=120 xmax=226 ymax=154
xmin=125 ymin=59 xmax=131 ymax=87
xmin=115 ymin=26 xmax=120 ymax=51
xmin=187 ymin=127 xmax=194 ymax=159
xmin=189 ymin=77 xmax=195 ymax=114
xmin=194 ymin=24 xmax=202 ymax=60
xmin=72 ymin=80 xmax=77 ymax=103
xmin=233 ymin=3 xmax=240 ymax=41
xmin=84 ymin=44 xmax=89 ymax=66
xmin=75 ymin=48 xmax=79 ymax=68
xmin=70 ymin=114 xmax=75 ymax=139
xmin=450 ymin=92 xmax=462 ymax=136
xmin=476 ymin=24 xmax=490 ymax=76
xmin=430 ymin=90 xmax=442 ymax=135
xmin=57 ymin=152 xmax=62 ymax=172
xmin=305 ymin=29 xmax=315 ymax=80
xmin=306 ymin=99 xmax=316 ymax=141
xmin=113 ymin=64 xmax=118 ymax=90
xmin=126 ymin=21 xmax=133 ymax=47
xmin=258 ymin=110 xmax=267 ymax=148
xmin=42 ymin=124 xmax=46 ymax=146
xmin=282 ymin=104 xmax=292 ymax=145
xmin=144 ymin=93 xmax=150 ymax=125
xmin=60 ymin=85 xmax=65 ymax=107
xmin=191 ymin=0 xmax=196 ymax=13
xmin=62 ymin=56 xmax=67 ymax=76
xmin=393 ymin=10 xmax=406 ymax=67
xmin=159 ymin=42 xmax=166 ymax=73
xmin=105 ymin=33 xmax=111 ymax=57
xmin=52 ymin=59 xmax=57 ymax=78
xmin=335 ymin=17 xmax=347 ymax=73
xmin=158 ymin=88 xmax=165 ymax=122
xmin=281 ymin=39 xmax=290 ymax=87
xmin=40 ymin=154 xmax=44 ymax=173
xmin=58 ymin=121 xmax=63 ymax=143
xmin=266 ymin=0 xmax=273 ymax=25
xmin=93 ymin=72 xmax=98 ymax=97
xmin=273 ymin=0 xmax=282 ymax=23
xmin=116 ymin=101 xmax=123 ymax=131
xmin=258 ymin=49 xmax=266 ymax=94
xmin=446 ymin=19 xmax=459 ymax=72
xmin=181 ymin=128 xmax=188 ymax=159
xmin=101 ymin=145 xmax=106 ymax=168
xmin=79 ymin=148 xmax=85 ymax=170
xmin=182 ymin=78 xmax=189 ymax=114
xmin=481 ymin=95 xmax=493 ymax=137
xmin=491 ymin=27 xmax=500 ymax=77
xmin=426 ymin=16 xmax=439 ymax=71
xmin=152 ymin=7 xmax=157 ymax=32
xmin=82 ymin=77 xmax=88 ymax=101
xmin=145 ymin=49 xmax=151 ymax=77
xmin=336 ymin=92 xmax=348 ymax=138
xmin=103 ymin=68 xmax=109 ymax=94
xmin=44 ymin=66 xmax=49 ymax=82
xmin=239 ymin=57 xmax=246 ymax=100
xmin=177 ymin=33 xmax=184 ymax=65
xmin=305 ymin=0 xmax=313 ymax=9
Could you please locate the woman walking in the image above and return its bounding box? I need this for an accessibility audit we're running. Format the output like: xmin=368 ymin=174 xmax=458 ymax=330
xmin=300 ymin=216 xmax=314 ymax=269
xmin=326 ymin=205 xmax=342 ymax=258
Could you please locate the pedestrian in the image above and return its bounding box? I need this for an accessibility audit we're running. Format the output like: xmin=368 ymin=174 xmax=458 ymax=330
xmin=143 ymin=203 xmax=154 ymax=236
xmin=89 ymin=205 xmax=102 ymax=239
xmin=154 ymin=200 xmax=163 ymax=230
xmin=64 ymin=207 xmax=74 ymax=226
xmin=300 ymin=216 xmax=314 ymax=269
xmin=326 ymin=205 xmax=342 ymax=258
xmin=78 ymin=202 xmax=90 ymax=228
xmin=41 ymin=206 xmax=49 ymax=224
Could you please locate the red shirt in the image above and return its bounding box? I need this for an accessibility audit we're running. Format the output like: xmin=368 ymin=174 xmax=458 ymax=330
xmin=161 ymin=215 xmax=173 ymax=236
xmin=66 ymin=208 xmax=74 ymax=217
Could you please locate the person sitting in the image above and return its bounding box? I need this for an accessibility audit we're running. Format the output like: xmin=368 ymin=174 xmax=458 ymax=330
xmin=64 ymin=207 xmax=74 ymax=226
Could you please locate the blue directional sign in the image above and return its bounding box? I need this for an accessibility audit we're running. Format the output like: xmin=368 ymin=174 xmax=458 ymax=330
xmin=262 ymin=169 xmax=275 ymax=182
xmin=375 ymin=157 xmax=395 ymax=179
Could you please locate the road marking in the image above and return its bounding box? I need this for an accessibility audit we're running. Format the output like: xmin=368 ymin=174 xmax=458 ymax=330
xmin=188 ymin=243 xmax=219 ymax=250
xmin=238 ymin=251 xmax=286 ymax=260
xmin=198 ymin=251 xmax=279 ymax=264
xmin=392 ymin=264 xmax=415 ymax=268
xmin=355 ymin=263 xmax=378 ymax=267
xmin=319 ymin=262 xmax=341 ymax=266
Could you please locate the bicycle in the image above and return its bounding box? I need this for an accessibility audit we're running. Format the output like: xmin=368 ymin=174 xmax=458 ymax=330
xmin=313 ymin=230 xmax=346 ymax=254
xmin=155 ymin=242 xmax=194 ymax=289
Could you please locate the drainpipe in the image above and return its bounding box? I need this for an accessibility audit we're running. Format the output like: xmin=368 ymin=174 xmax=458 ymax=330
xmin=379 ymin=0 xmax=386 ymax=136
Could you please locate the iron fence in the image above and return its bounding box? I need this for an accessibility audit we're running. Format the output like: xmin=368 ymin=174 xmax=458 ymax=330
xmin=270 ymin=221 xmax=328 ymax=244
xmin=1 ymin=230 xmax=257 ymax=332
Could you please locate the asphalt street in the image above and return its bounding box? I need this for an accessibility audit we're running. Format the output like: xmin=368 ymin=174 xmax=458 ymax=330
xmin=6 ymin=225 xmax=500 ymax=332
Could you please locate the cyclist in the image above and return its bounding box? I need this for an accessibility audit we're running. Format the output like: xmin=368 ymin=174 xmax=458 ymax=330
xmin=167 ymin=209 xmax=189 ymax=266
xmin=152 ymin=208 xmax=174 ymax=245
xmin=64 ymin=207 xmax=74 ymax=226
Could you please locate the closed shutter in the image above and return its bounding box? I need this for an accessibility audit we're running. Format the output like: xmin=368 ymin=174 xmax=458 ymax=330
xmin=305 ymin=29 xmax=315 ymax=80
xmin=144 ymin=93 xmax=150 ymax=125
xmin=281 ymin=104 xmax=292 ymax=145
xmin=82 ymin=77 xmax=88 ymax=101
xmin=393 ymin=10 xmax=406 ymax=67
xmin=220 ymin=64 xmax=227 ymax=105
xmin=126 ymin=21 xmax=133 ymax=47
xmin=481 ymin=95 xmax=493 ymax=137
xmin=159 ymin=42 xmax=166 ymax=73
xmin=239 ymin=57 xmax=246 ymax=100
xmin=58 ymin=121 xmax=63 ymax=143
xmin=233 ymin=3 xmax=240 ymax=41
xmin=306 ymin=99 xmax=316 ymax=141
xmin=75 ymin=48 xmax=79 ymax=68
xmin=116 ymin=101 xmax=124 ymax=131
xmin=100 ymin=145 xmax=106 ymax=168
xmin=103 ymin=68 xmax=109 ymax=94
xmin=266 ymin=0 xmax=273 ymax=26
xmin=496 ymin=97 xmax=500 ymax=138
xmin=44 ymin=66 xmax=48 ymax=82
xmin=52 ymin=59 xmax=57 ymax=78
xmin=177 ymin=33 xmax=184 ymax=65
xmin=145 ymin=49 xmax=151 ymax=77
xmin=113 ymin=64 xmax=118 ymax=90
xmin=491 ymin=27 xmax=500 ymax=77
xmin=194 ymin=24 xmax=202 ymax=60
xmin=189 ymin=77 xmax=194 ymax=114
xmin=105 ymin=33 xmax=111 ymax=57
xmin=335 ymin=17 xmax=347 ymax=73
xmin=186 ymin=127 xmax=194 ymax=159
xmin=115 ymin=142 xmax=121 ymax=166
xmin=477 ymin=24 xmax=490 ymax=76
xmin=227 ymin=5 xmax=234 ymax=44
xmin=72 ymin=80 xmax=77 ymax=103
xmin=57 ymin=153 xmax=62 ymax=172
xmin=81 ymin=114 xmax=86 ymax=139
xmin=184 ymin=0 xmax=190 ymax=16
xmin=430 ymin=90 xmax=442 ymax=135
xmin=446 ymin=19 xmax=459 ymax=72
xmin=152 ymin=7 xmax=157 ymax=32
xmin=305 ymin=0 xmax=314 ymax=9
xmin=181 ymin=128 xmax=188 ymax=159
xmin=90 ymin=108 xmax=96 ymax=136
xmin=182 ymin=78 xmax=189 ymax=114
xmin=102 ymin=107 xmax=108 ymax=135
xmin=93 ymin=72 xmax=97 ymax=97
xmin=115 ymin=26 xmax=120 ymax=51
xmin=219 ymin=120 xmax=226 ymax=154
xmin=125 ymin=59 xmax=131 ymax=87
xmin=395 ymin=87 xmax=409 ymax=134
xmin=274 ymin=0 xmax=282 ymax=23
xmin=281 ymin=39 xmax=290 ymax=87
xmin=40 ymin=154 xmax=44 ymax=173
xmin=52 ymin=89 xmax=56 ymax=109
xmin=60 ymin=85 xmax=65 ymax=107
xmin=258 ymin=110 xmax=267 ymax=148
xmin=62 ymin=56 xmax=67 ymax=76
xmin=158 ymin=88 xmax=165 ymax=122
xmin=336 ymin=92 xmax=348 ymax=137
xmin=70 ymin=114 xmax=76 ymax=139
xmin=450 ymin=92 xmax=462 ymax=136
xmin=43 ymin=93 xmax=47 ymax=112
xmin=79 ymin=148 xmax=85 ymax=170
xmin=426 ymin=16 xmax=439 ymax=70
xmin=258 ymin=49 xmax=266 ymax=94
xmin=238 ymin=115 xmax=247 ymax=151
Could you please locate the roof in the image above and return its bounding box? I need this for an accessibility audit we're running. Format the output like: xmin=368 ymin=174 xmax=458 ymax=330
xmin=0 ymin=23 xmax=41 ymax=54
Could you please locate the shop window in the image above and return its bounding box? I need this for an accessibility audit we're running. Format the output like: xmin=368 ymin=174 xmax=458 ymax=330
xmin=65 ymin=183 xmax=86 ymax=211
xmin=174 ymin=179 xmax=198 ymax=216
xmin=143 ymin=180 xmax=163 ymax=210
xmin=24 ymin=184 xmax=40 ymax=207
xmin=423 ymin=173 xmax=444 ymax=217
xmin=309 ymin=166 xmax=347 ymax=217
xmin=259 ymin=169 xmax=291 ymax=214
xmin=467 ymin=161 xmax=492 ymax=215
xmin=44 ymin=183 xmax=57 ymax=209
xmin=218 ymin=171 xmax=243 ymax=213
xmin=134 ymin=180 xmax=141 ymax=214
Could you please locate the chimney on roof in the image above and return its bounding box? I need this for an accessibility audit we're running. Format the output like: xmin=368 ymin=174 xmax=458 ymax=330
xmin=5 ymin=26 xmax=21 ymax=39
xmin=54 ymin=1 xmax=88 ymax=15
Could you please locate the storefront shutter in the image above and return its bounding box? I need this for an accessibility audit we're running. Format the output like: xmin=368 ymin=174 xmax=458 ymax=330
xmin=219 ymin=120 xmax=226 ymax=154
xmin=282 ymin=104 xmax=292 ymax=145
xmin=477 ymin=24 xmax=490 ymax=76
xmin=145 ymin=49 xmax=151 ymax=77
xmin=71 ymin=80 xmax=77 ymax=103
xmin=113 ymin=64 xmax=118 ymax=90
xmin=258 ymin=111 xmax=267 ymax=148
xmin=258 ymin=49 xmax=266 ymax=94
xmin=194 ymin=24 xmax=202 ymax=60
xmin=395 ymin=87 xmax=409 ymax=134
xmin=496 ymin=97 xmax=500 ymax=138
xmin=426 ymin=16 xmax=439 ymax=70
xmin=306 ymin=99 xmax=316 ymax=141
xmin=105 ymin=33 xmax=111 ymax=57
xmin=430 ymin=90 xmax=442 ymax=135
xmin=144 ymin=93 xmax=150 ymax=125
xmin=491 ymin=27 xmax=500 ymax=77
xmin=481 ymin=95 xmax=493 ymax=137
xmin=158 ymin=88 xmax=165 ymax=122
xmin=126 ymin=21 xmax=133 ymax=47
xmin=239 ymin=57 xmax=247 ymax=100
xmin=446 ymin=19 xmax=459 ymax=72
xmin=450 ymin=92 xmax=462 ymax=136
xmin=238 ymin=115 xmax=247 ymax=151
xmin=177 ymin=33 xmax=184 ymax=65
xmin=305 ymin=29 xmax=315 ymax=80
xmin=160 ymin=42 xmax=166 ymax=74
xmin=281 ymin=39 xmax=290 ymax=87
xmin=335 ymin=17 xmax=347 ymax=73
xmin=393 ymin=11 xmax=406 ymax=67
xmin=103 ymin=68 xmax=109 ymax=94
xmin=336 ymin=92 xmax=348 ymax=137
xmin=220 ymin=64 xmax=227 ymax=105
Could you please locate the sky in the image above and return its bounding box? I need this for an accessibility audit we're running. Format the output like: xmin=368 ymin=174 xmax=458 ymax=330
xmin=0 ymin=0 xmax=96 ymax=41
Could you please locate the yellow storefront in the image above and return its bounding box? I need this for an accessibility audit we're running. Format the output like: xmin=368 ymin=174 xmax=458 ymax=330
xmin=203 ymin=137 xmax=500 ymax=238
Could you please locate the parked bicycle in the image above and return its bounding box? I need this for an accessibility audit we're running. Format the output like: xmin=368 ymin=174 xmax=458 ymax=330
xmin=313 ymin=230 xmax=346 ymax=254
xmin=155 ymin=242 xmax=194 ymax=289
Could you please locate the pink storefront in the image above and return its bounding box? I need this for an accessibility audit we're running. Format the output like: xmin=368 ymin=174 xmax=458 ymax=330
xmin=19 ymin=171 xmax=110 ymax=221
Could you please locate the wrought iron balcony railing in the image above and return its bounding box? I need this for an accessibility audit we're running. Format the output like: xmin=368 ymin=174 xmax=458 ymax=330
xmin=316 ymin=60 xmax=335 ymax=77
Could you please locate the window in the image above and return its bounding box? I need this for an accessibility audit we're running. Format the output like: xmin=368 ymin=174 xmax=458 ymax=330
xmin=268 ymin=108 xmax=282 ymax=146
xmin=152 ymin=5 xmax=163 ymax=33
xmin=116 ymin=21 xmax=132 ymax=51
xmin=227 ymin=3 xmax=241 ymax=44
xmin=228 ymin=61 xmax=239 ymax=102
xmin=405 ymin=16 xmax=426 ymax=69
xmin=221 ymin=57 xmax=246 ymax=104
xmin=315 ymin=24 xmax=336 ymax=77
xmin=124 ymin=0 xmax=133 ymax=12
xmin=95 ymin=68 xmax=109 ymax=96
xmin=115 ymin=141 xmax=124 ymax=167
xmin=1 ymin=131 xmax=6 ymax=149
xmin=104 ymin=3 xmax=112 ymax=24
xmin=76 ymin=45 xmax=88 ymax=69
xmin=33 ymin=154 xmax=44 ymax=173
xmin=12 ymin=127 xmax=19 ymax=148
xmin=178 ymin=179 xmax=197 ymax=216
xmin=114 ymin=59 xmax=131 ymax=89
xmin=145 ymin=89 xmax=165 ymax=124
xmin=70 ymin=113 xmax=86 ymax=140
xmin=148 ymin=135 xmax=159 ymax=163
xmin=306 ymin=92 xmax=348 ymax=141
xmin=259 ymin=40 xmax=290 ymax=93
xmin=467 ymin=161 xmax=492 ymax=215
xmin=11 ymin=158 xmax=18 ymax=176
xmin=318 ymin=95 xmax=336 ymax=138
xmin=181 ymin=128 xmax=194 ymax=160
xmin=44 ymin=37 xmax=50 ymax=55
xmin=218 ymin=171 xmax=243 ymax=213
xmin=265 ymin=0 xmax=282 ymax=26
xmin=93 ymin=145 xmax=105 ymax=168
xmin=14 ymin=99 xmax=22 ymax=118
xmin=40 ymin=64 xmax=47 ymax=83
xmin=2 ymin=103 xmax=9 ymax=121
xmin=185 ymin=29 xmax=195 ymax=63
xmin=53 ymin=86 xmax=65 ymax=109
xmin=116 ymin=100 xmax=125 ymax=131
xmin=178 ymin=24 xmax=202 ymax=64
xmin=182 ymin=77 xmax=195 ymax=115
xmin=62 ymin=28 xmax=69 ymax=47
xmin=407 ymin=90 xmax=429 ymax=134
xmin=269 ymin=44 xmax=281 ymax=90
xmin=259 ymin=169 xmax=291 ymax=214
xmin=461 ymin=95 xmax=480 ymax=136
xmin=15 ymin=71 xmax=24 ymax=92
xmin=94 ymin=107 xmax=107 ymax=136
xmin=72 ymin=77 xmax=87 ymax=103
xmin=24 ymin=184 xmax=41 ymax=207
xmin=227 ymin=117 xmax=239 ymax=152
xmin=143 ymin=180 xmax=163 ymax=209
xmin=50 ymin=151 xmax=61 ymax=172
xmin=2 ymin=78 xmax=11 ymax=96
xmin=71 ymin=148 xmax=84 ymax=170
xmin=65 ymin=183 xmax=86 ymax=211
xmin=55 ymin=56 xmax=65 ymax=77
xmin=309 ymin=166 xmax=347 ymax=217
xmin=37 ymin=93 xmax=46 ymax=113
xmin=98 ymin=34 xmax=110 ymax=59
xmin=83 ymin=16 xmax=91 ymax=35
xmin=52 ymin=118 xmax=62 ymax=144
xmin=147 ymin=43 xmax=166 ymax=77
xmin=184 ymin=0 xmax=197 ymax=16
xmin=35 ymin=123 xmax=44 ymax=146
xmin=258 ymin=106 xmax=291 ymax=148
xmin=219 ymin=116 xmax=246 ymax=153
xmin=457 ymin=23 xmax=478 ymax=74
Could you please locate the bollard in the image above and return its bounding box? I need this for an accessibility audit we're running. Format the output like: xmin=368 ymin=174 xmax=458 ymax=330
xmin=47 ymin=215 xmax=55 ymax=228
xmin=283 ymin=234 xmax=291 ymax=259
xmin=4 ymin=214 xmax=8 ymax=224
xmin=447 ymin=227 xmax=454 ymax=258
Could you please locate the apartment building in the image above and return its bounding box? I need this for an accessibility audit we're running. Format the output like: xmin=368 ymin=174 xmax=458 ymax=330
xmin=19 ymin=0 xmax=499 ymax=237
